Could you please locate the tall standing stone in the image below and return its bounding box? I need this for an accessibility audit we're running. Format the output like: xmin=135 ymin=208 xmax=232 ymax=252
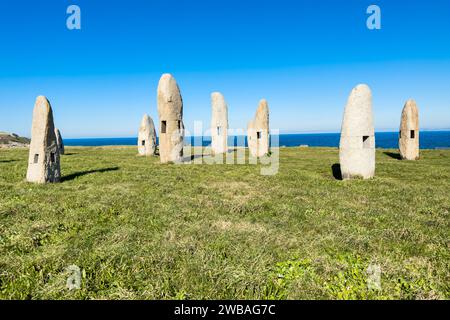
xmin=26 ymin=96 xmax=61 ymax=183
xmin=247 ymin=99 xmax=270 ymax=157
xmin=55 ymin=128 xmax=64 ymax=155
xmin=339 ymin=84 xmax=375 ymax=180
xmin=399 ymin=99 xmax=419 ymax=160
xmin=138 ymin=114 xmax=157 ymax=156
xmin=157 ymin=74 xmax=184 ymax=163
xmin=211 ymin=92 xmax=228 ymax=154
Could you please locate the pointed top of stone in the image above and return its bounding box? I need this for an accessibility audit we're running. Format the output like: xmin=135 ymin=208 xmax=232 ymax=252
xmin=255 ymin=99 xmax=269 ymax=129
xmin=341 ymin=84 xmax=373 ymax=137
xmin=403 ymin=99 xmax=419 ymax=114
xmin=157 ymin=73 xmax=183 ymax=121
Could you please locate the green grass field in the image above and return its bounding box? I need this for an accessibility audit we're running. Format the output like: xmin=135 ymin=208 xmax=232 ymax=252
xmin=0 ymin=146 xmax=449 ymax=300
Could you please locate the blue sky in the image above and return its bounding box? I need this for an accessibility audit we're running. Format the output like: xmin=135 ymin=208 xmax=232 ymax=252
xmin=0 ymin=0 xmax=449 ymax=138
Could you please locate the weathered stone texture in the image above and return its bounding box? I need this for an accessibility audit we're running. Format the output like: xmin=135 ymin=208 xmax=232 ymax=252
xmin=55 ymin=128 xmax=64 ymax=155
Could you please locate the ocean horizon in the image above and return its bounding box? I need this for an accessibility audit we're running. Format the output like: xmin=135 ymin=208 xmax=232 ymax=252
xmin=64 ymin=131 xmax=450 ymax=149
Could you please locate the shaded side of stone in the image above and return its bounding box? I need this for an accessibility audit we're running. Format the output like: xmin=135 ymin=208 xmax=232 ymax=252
xmin=55 ymin=128 xmax=64 ymax=155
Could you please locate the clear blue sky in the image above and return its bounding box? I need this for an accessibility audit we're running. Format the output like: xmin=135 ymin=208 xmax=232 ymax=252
xmin=0 ymin=0 xmax=449 ymax=138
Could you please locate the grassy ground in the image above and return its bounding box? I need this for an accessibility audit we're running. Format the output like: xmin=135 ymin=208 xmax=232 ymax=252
xmin=0 ymin=146 xmax=449 ymax=300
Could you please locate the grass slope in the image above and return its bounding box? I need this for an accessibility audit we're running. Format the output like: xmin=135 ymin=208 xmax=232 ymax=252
xmin=0 ymin=147 xmax=449 ymax=299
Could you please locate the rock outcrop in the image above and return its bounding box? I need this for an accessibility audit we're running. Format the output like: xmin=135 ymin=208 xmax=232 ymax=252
xmin=157 ymin=74 xmax=184 ymax=163
xmin=138 ymin=114 xmax=157 ymax=156
xmin=26 ymin=96 xmax=61 ymax=183
xmin=210 ymin=92 xmax=228 ymax=154
xmin=55 ymin=128 xmax=64 ymax=155
xmin=247 ymin=99 xmax=270 ymax=157
xmin=339 ymin=84 xmax=375 ymax=180
xmin=399 ymin=99 xmax=419 ymax=160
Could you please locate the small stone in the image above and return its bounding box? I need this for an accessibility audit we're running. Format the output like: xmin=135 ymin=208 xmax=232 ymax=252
xmin=210 ymin=92 xmax=228 ymax=154
xmin=399 ymin=99 xmax=419 ymax=160
xmin=138 ymin=114 xmax=157 ymax=156
xmin=247 ymin=99 xmax=270 ymax=157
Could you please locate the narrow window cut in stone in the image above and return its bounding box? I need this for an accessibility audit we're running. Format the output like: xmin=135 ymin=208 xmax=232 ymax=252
xmin=178 ymin=120 xmax=181 ymax=130
xmin=142 ymin=140 xmax=145 ymax=146
xmin=161 ymin=121 xmax=167 ymax=133
xmin=210 ymin=92 xmax=229 ymax=155
xmin=26 ymin=96 xmax=61 ymax=183
xmin=339 ymin=84 xmax=375 ymax=180
xmin=257 ymin=131 xmax=262 ymax=139
xmin=399 ymin=99 xmax=420 ymax=160
xmin=363 ymin=135 xmax=370 ymax=148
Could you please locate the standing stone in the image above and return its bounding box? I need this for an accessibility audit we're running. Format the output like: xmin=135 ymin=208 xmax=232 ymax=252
xmin=138 ymin=114 xmax=157 ymax=156
xmin=157 ymin=74 xmax=184 ymax=163
xmin=26 ymin=96 xmax=61 ymax=183
xmin=399 ymin=99 xmax=419 ymax=160
xmin=211 ymin=92 xmax=228 ymax=154
xmin=339 ymin=84 xmax=375 ymax=180
xmin=55 ymin=128 xmax=65 ymax=155
xmin=247 ymin=99 xmax=270 ymax=157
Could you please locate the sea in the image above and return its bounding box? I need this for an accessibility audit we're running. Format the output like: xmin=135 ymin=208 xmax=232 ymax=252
xmin=64 ymin=131 xmax=450 ymax=149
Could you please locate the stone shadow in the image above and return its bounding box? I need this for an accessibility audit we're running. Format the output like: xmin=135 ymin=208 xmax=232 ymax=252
xmin=384 ymin=152 xmax=402 ymax=160
xmin=61 ymin=167 xmax=119 ymax=182
xmin=0 ymin=159 xmax=18 ymax=163
xmin=331 ymin=163 xmax=342 ymax=180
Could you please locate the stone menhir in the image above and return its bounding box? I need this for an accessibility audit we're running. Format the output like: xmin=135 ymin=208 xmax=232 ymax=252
xmin=210 ymin=92 xmax=228 ymax=154
xmin=247 ymin=99 xmax=270 ymax=157
xmin=399 ymin=99 xmax=419 ymax=160
xmin=157 ymin=74 xmax=184 ymax=163
xmin=339 ymin=84 xmax=375 ymax=180
xmin=138 ymin=114 xmax=157 ymax=156
xmin=26 ymin=96 xmax=61 ymax=183
xmin=55 ymin=128 xmax=64 ymax=155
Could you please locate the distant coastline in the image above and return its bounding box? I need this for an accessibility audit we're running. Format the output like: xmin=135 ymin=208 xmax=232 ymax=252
xmin=64 ymin=131 xmax=450 ymax=150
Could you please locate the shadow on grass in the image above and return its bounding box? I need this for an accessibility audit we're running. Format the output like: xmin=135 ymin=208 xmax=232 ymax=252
xmin=384 ymin=152 xmax=402 ymax=160
xmin=61 ymin=167 xmax=120 ymax=182
xmin=331 ymin=163 xmax=342 ymax=180
xmin=62 ymin=153 xmax=78 ymax=156
xmin=0 ymin=159 xmax=18 ymax=163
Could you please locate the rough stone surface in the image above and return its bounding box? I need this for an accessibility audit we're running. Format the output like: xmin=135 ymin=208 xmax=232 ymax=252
xmin=26 ymin=96 xmax=61 ymax=183
xmin=247 ymin=99 xmax=270 ymax=157
xmin=211 ymin=92 xmax=228 ymax=154
xmin=339 ymin=84 xmax=375 ymax=180
xmin=399 ymin=99 xmax=419 ymax=160
xmin=157 ymin=74 xmax=184 ymax=163
xmin=138 ymin=114 xmax=157 ymax=156
xmin=55 ymin=128 xmax=64 ymax=155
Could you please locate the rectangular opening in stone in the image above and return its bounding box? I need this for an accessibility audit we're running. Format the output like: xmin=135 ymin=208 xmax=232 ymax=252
xmin=177 ymin=121 xmax=181 ymax=130
xmin=161 ymin=121 xmax=167 ymax=134
xmin=141 ymin=140 xmax=145 ymax=146
xmin=50 ymin=152 xmax=55 ymax=163
xmin=410 ymin=130 xmax=415 ymax=139
xmin=217 ymin=126 xmax=222 ymax=135
xmin=363 ymin=136 xmax=370 ymax=148
xmin=399 ymin=131 xmax=401 ymax=138
xmin=34 ymin=154 xmax=39 ymax=164
xmin=257 ymin=131 xmax=262 ymax=139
